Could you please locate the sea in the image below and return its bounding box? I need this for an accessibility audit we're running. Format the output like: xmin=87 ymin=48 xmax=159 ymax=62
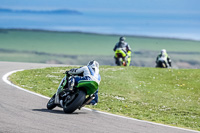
xmin=0 ymin=8 xmax=200 ymax=41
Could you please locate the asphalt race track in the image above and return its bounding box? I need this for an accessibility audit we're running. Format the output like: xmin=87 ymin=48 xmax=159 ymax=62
xmin=0 ymin=61 xmax=199 ymax=133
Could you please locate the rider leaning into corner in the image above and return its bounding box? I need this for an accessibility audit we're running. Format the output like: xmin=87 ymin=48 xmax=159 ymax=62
xmin=113 ymin=36 xmax=132 ymax=66
xmin=55 ymin=60 xmax=101 ymax=105
xmin=156 ymin=49 xmax=172 ymax=68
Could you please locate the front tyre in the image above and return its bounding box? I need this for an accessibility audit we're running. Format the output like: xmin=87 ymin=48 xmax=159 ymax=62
xmin=116 ymin=58 xmax=121 ymax=66
xmin=63 ymin=90 xmax=86 ymax=113
xmin=47 ymin=94 xmax=57 ymax=110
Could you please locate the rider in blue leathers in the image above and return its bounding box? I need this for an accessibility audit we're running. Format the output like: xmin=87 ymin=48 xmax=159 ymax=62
xmin=55 ymin=60 xmax=101 ymax=105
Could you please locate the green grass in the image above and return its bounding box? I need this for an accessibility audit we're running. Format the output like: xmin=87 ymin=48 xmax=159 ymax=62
xmin=9 ymin=66 xmax=200 ymax=131
xmin=1 ymin=29 xmax=200 ymax=56
xmin=1 ymin=29 xmax=200 ymax=68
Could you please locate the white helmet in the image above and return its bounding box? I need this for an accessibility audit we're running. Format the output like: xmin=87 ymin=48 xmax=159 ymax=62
xmin=87 ymin=60 xmax=99 ymax=69
xmin=161 ymin=49 xmax=166 ymax=54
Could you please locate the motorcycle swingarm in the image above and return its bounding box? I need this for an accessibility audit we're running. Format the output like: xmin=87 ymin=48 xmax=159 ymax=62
xmin=79 ymin=95 xmax=95 ymax=109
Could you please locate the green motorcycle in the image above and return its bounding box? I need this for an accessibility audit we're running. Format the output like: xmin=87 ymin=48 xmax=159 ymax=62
xmin=47 ymin=72 xmax=98 ymax=113
xmin=114 ymin=48 xmax=131 ymax=66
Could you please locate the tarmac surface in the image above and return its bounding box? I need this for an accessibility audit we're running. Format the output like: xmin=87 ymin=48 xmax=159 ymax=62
xmin=0 ymin=61 xmax=199 ymax=133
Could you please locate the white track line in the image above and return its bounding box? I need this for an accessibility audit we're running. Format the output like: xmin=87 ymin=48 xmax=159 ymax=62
xmin=2 ymin=70 xmax=50 ymax=100
xmin=2 ymin=69 xmax=200 ymax=133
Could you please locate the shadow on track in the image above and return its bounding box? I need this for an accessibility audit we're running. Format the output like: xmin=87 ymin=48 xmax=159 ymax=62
xmin=32 ymin=108 xmax=87 ymax=115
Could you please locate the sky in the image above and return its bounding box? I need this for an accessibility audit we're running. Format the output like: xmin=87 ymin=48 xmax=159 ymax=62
xmin=0 ymin=0 xmax=200 ymax=40
xmin=1 ymin=0 xmax=200 ymax=13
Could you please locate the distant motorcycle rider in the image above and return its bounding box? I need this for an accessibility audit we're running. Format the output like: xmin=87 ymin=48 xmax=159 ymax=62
xmin=156 ymin=49 xmax=172 ymax=68
xmin=55 ymin=60 xmax=101 ymax=105
xmin=113 ymin=36 xmax=132 ymax=66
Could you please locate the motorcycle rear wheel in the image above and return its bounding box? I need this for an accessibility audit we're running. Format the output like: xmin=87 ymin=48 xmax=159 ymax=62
xmin=47 ymin=94 xmax=57 ymax=110
xmin=63 ymin=90 xmax=86 ymax=113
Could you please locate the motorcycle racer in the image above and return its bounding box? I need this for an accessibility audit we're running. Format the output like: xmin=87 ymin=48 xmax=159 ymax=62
xmin=156 ymin=49 xmax=172 ymax=68
xmin=55 ymin=60 xmax=101 ymax=105
xmin=113 ymin=36 xmax=132 ymax=66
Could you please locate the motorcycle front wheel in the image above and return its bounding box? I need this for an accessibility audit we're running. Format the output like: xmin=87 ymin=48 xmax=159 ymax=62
xmin=63 ymin=90 xmax=86 ymax=113
xmin=115 ymin=58 xmax=121 ymax=66
xmin=47 ymin=94 xmax=57 ymax=110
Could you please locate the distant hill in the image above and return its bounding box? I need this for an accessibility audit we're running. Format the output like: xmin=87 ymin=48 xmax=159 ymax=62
xmin=0 ymin=29 xmax=200 ymax=69
xmin=0 ymin=8 xmax=82 ymax=15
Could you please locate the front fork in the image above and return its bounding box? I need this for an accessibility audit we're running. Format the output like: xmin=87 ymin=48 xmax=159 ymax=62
xmin=55 ymin=75 xmax=75 ymax=104
xmin=55 ymin=75 xmax=68 ymax=104
xmin=56 ymin=75 xmax=67 ymax=95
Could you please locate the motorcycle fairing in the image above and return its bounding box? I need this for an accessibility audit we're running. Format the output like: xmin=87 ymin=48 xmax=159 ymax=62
xmin=76 ymin=80 xmax=98 ymax=95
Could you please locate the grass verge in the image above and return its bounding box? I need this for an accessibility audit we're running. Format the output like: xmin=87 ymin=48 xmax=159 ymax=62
xmin=9 ymin=66 xmax=200 ymax=131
